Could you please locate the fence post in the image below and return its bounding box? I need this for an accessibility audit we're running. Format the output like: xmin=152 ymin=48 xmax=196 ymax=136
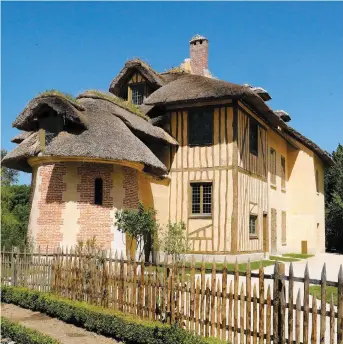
xmin=259 ymin=261 xmax=265 ymax=344
xmin=320 ymin=263 xmax=326 ymax=344
xmin=246 ymin=259 xmax=251 ymax=344
xmin=304 ymin=263 xmax=310 ymax=344
xmin=295 ymin=289 xmax=301 ymax=344
xmin=311 ymin=293 xmax=317 ymax=344
xmin=266 ymin=285 xmax=271 ymax=344
xmin=221 ymin=258 xmax=227 ymax=342
xmin=330 ymin=294 xmax=334 ymax=344
xmin=338 ymin=265 xmax=343 ymax=344
xmin=288 ymin=263 xmax=294 ymax=343
xmin=11 ymin=247 xmax=17 ymax=287
xmin=273 ymin=261 xmax=279 ymax=344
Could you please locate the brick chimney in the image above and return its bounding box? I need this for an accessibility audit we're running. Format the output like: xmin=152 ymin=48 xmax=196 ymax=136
xmin=190 ymin=34 xmax=208 ymax=76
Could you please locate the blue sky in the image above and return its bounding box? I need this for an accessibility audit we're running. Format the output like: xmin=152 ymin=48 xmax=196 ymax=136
xmin=2 ymin=2 xmax=343 ymax=185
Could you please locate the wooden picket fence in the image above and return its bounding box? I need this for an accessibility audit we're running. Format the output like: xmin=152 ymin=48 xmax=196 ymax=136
xmin=1 ymin=246 xmax=342 ymax=344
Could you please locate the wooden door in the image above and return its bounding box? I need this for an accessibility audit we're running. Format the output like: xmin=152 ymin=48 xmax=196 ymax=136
xmin=263 ymin=213 xmax=269 ymax=256
xmin=271 ymin=208 xmax=277 ymax=254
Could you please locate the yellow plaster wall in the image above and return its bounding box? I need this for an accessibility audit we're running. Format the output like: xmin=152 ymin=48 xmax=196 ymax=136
xmin=27 ymin=166 xmax=41 ymax=243
xmin=110 ymin=165 xmax=126 ymax=254
xmin=61 ymin=163 xmax=81 ymax=247
xmin=285 ymin=141 xmax=325 ymax=254
xmin=267 ymin=129 xmax=288 ymax=254
xmin=138 ymin=174 xmax=170 ymax=230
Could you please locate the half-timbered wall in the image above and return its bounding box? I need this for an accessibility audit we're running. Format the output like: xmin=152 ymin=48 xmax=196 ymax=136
xmin=168 ymin=106 xmax=233 ymax=253
xmin=236 ymin=102 xmax=268 ymax=253
xmin=237 ymin=103 xmax=268 ymax=178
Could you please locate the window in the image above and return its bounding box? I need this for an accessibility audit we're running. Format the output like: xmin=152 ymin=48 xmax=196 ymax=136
xmin=315 ymin=170 xmax=319 ymax=193
xmin=39 ymin=109 xmax=64 ymax=148
xmin=94 ymin=178 xmax=103 ymax=205
xmin=249 ymin=118 xmax=259 ymax=155
xmin=131 ymin=84 xmax=145 ymax=105
xmin=270 ymin=148 xmax=276 ymax=186
xmin=281 ymin=156 xmax=286 ymax=190
xmin=249 ymin=215 xmax=258 ymax=236
xmin=281 ymin=211 xmax=287 ymax=245
xmin=188 ymin=109 xmax=213 ymax=146
xmin=190 ymin=182 xmax=212 ymax=215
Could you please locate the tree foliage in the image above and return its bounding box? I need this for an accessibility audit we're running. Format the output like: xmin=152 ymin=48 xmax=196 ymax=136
xmin=1 ymin=149 xmax=19 ymax=185
xmin=325 ymin=144 xmax=343 ymax=251
xmin=159 ymin=221 xmax=189 ymax=261
xmin=115 ymin=202 xmax=158 ymax=260
xmin=1 ymin=149 xmax=30 ymax=249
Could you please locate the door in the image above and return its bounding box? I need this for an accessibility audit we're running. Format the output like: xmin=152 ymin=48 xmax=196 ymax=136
xmin=263 ymin=213 xmax=269 ymax=256
xmin=271 ymin=208 xmax=277 ymax=254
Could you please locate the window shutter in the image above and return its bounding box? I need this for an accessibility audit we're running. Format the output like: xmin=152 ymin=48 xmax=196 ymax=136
xmin=281 ymin=211 xmax=286 ymax=245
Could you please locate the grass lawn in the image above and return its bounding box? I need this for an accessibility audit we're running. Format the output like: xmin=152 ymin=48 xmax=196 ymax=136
xmin=309 ymin=285 xmax=338 ymax=306
xmin=181 ymin=259 xmax=275 ymax=273
xmin=282 ymin=253 xmax=314 ymax=259
xmin=269 ymin=255 xmax=300 ymax=262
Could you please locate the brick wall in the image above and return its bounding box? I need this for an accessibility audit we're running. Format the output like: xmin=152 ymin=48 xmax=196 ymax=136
xmin=76 ymin=163 xmax=115 ymax=248
xmin=123 ymin=167 xmax=139 ymax=209
xmin=190 ymin=40 xmax=208 ymax=76
xmin=36 ymin=163 xmax=67 ymax=249
xmin=29 ymin=161 xmax=141 ymax=251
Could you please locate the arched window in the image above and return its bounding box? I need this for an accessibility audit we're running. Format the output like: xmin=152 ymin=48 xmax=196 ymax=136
xmin=94 ymin=178 xmax=103 ymax=205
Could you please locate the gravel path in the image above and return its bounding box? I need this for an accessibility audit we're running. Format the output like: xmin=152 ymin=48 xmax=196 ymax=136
xmin=1 ymin=303 xmax=119 ymax=344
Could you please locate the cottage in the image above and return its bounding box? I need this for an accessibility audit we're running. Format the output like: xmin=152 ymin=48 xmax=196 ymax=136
xmin=2 ymin=35 xmax=333 ymax=261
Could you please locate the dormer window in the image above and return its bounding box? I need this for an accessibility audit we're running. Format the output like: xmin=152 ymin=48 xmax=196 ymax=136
xmin=130 ymin=84 xmax=145 ymax=105
xmin=38 ymin=107 xmax=64 ymax=149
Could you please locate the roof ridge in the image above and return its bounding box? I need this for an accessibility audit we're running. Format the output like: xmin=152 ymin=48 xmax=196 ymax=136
xmin=77 ymin=90 xmax=149 ymax=121
xmin=36 ymin=90 xmax=85 ymax=111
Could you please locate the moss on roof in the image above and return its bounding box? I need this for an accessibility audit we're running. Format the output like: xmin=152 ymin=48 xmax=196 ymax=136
xmin=77 ymin=90 xmax=149 ymax=121
xmin=38 ymin=89 xmax=79 ymax=106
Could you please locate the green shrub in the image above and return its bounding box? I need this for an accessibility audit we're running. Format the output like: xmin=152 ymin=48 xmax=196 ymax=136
xmin=159 ymin=221 xmax=189 ymax=261
xmin=1 ymin=316 xmax=61 ymax=344
xmin=1 ymin=286 xmax=227 ymax=344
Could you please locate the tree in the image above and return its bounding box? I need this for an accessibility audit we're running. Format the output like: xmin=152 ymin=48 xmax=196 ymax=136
xmin=325 ymin=144 xmax=343 ymax=252
xmin=115 ymin=202 xmax=158 ymax=261
xmin=159 ymin=221 xmax=189 ymax=262
xmin=1 ymin=149 xmax=19 ymax=185
xmin=1 ymin=150 xmax=30 ymax=249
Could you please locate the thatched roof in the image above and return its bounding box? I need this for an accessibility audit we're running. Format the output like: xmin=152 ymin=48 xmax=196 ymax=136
xmin=12 ymin=94 xmax=88 ymax=131
xmin=11 ymin=131 xmax=33 ymax=144
xmin=2 ymin=94 xmax=175 ymax=176
xmin=109 ymin=58 xmax=165 ymax=95
xmin=145 ymin=73 xmax=285 ymax=129
xmin=3 ymin=132 xmax=40 ymax=172
xmin=144 ymin=73 xmax=333 ymax=166
xmin=77 ymin=90 xmax=149 ymax=120
xmin=284 ymin=125 xmax=333 ymax=166
xmin=77 ymin=91 xmax=178 ymax=146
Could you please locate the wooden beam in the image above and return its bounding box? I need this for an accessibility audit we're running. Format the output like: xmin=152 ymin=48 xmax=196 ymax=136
xmin=231 ymin=101 xmax=238 ymax=254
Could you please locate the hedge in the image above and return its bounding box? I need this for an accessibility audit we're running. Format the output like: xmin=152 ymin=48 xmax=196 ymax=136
xmin=1 ymin=316 xmax=61 ymax=344
xmin=1 ymin=286 xmax=228 ymax=344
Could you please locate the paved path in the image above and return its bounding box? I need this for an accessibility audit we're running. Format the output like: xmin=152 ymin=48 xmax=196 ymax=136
xmin=1 ymin=303 xmax=119 ymax=344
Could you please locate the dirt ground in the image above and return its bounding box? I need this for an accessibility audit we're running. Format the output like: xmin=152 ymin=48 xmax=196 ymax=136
xmin=1 ymin=303 xmax=120 ymax=344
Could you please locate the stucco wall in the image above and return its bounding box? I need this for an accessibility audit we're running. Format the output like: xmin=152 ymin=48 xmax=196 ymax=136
xmin=286 ymin=142 xmax=325 ymax=254
xmin=268 ymin=129 xmax=288 ymax=254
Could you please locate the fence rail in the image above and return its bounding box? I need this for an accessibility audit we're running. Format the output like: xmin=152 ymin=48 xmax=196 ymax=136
xmin=1 ymin=247 xmax=342 ymax=344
